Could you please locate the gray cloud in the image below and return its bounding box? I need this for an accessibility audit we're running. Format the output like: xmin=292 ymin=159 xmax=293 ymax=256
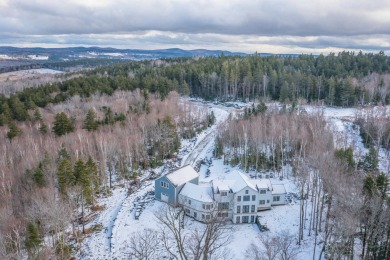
xmin=0 ymin=0 xmax=389 ymax=53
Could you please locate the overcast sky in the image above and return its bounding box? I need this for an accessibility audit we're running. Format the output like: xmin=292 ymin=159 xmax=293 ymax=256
xmin=1 ymin=0 xmax=389 ymax=54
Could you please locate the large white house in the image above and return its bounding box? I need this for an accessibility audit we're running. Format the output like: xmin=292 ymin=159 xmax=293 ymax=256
xmin=155 ymin=166 xmax=287 ymax=224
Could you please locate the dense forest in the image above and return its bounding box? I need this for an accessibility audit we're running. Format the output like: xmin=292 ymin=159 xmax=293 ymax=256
xmin=1 ymin=51 xmax=390 ymax=127
xmin=0 ymin=51 xmax=390 ymax=259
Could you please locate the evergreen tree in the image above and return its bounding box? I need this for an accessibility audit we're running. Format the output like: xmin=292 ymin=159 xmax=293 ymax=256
xmin=103 ymin=107 xmax=115 ymax=125
xmin=6 ymin=121 xmax=22 ymax=141
xmin=335 ymin=147 xmax=355 ymax=168
xmin=0 ymin=113 xmax=5 ymax=126
xmin=38 ymin=119 xmax=48 ymax=134
xmin=74 ymin=159 xmax=93 ymax=204
xmin=83 ymin=109 xmax=99 ymax=131
xmin=85 ymin=156 xmax=99 ymax=198
xmin=53 ymin=112 xmax=74 ymax=136
xmin=32 ymin=162 xmax=45 ymax=188
xmin=376 ymin=173 xmax=388 ymax=198
xmin=359 ymin=146 xmax=379 ymax=172
xmin=33 ymin=108 xmax=42 ymax=122
xmin=57 ymin=145 xmax=71 ymax=162
xmin=25 ymin=222 xmax=41 ymax=256
xmin=57 ymin=158 xmax=73 ymax=195
xmin=9 ymin=95 xmax=29 ymax=121
xmin=363 ymin=175 xmax=377 ymax=198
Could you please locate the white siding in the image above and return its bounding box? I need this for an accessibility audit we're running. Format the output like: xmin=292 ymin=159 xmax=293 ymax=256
xmin=232 ymin=187 xmax=258 ymax=224
xmin=178 ymin=194 xmax=216 ymax=222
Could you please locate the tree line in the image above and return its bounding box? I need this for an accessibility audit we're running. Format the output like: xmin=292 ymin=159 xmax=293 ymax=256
xmin=1 ymin=51 xmax=390 ymax=129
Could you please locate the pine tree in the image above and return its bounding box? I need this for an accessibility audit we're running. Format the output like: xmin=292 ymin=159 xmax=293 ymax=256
xmin=85 ymin=156 xmax=99 ymax=197
xmin=74 ymin=159 xmax=93 ymax=204
xmin=32 ymin=163 xmax=45 ymax=188
xmin=359 ymin=146 xmax=379 ymax=172
xmin=83 ymin=109 xmax=99 ymax=131
xmin=53 ymin=112 xmax=74 ymax=136
xmin=335 ymin=147 xmax=355 ymax=168
xmin=33 ymin=108 xmax=42 ymax=122
xmin=363 ymin=175 xmax=377 ymax=198
xmin=6 ymin=121 xmax=22 ymax=141
xmin=57 ymin=158 xmax=73 ymax=195
xmin=57 ymin=145 xmax=71 ymax=162
xmin=103 ymin=107 xmax=115 ymax=125
xmin=25 ymin=222 xmax=41 ymax=256
xmin=38 ymin=119 xmax=48 ymax=134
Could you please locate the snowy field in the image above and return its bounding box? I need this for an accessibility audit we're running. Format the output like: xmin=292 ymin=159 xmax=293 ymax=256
xmin=0 ymin=68 xmax=63 ymax=81
xmin=77 ymin=100 xmax=389 ymax=260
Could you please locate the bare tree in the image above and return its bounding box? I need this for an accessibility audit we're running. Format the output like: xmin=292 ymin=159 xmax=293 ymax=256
xmin=129 ymin=229 xmax=159 ymax=260
xmin=156 ymin=205 xmax=232 ymax=260
xmin=276 ymin=231 xmax=300 ymax=260
xmin=245 ymin=243 xmax=262 ymax=260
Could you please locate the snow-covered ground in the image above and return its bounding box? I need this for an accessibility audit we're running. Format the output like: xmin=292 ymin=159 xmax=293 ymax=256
xmin=0 ymin=68 xmax=63 ymax=82
xmin=76 ymin=101 xmax=389 ymax=260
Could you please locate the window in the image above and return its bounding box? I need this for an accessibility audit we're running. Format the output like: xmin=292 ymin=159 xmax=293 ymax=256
xmin=218 ymin=202 xmax=229 ymax=210
xmin=243 ymin=205 xmax=250 ymax=213
xmin=251 ymin=205 xmax=255 ymax=212
xmin=218 ymin=212 xmax=227 ymax=217
xmin=206 ymin=205 xmax=211 ymax=210
xmin=202 ymin=214 xmax=205 ymax=220
xmin=185 ymin=208 xmax=190 ymax=214
xmin=237 ymin=206 xmax=241 ymax=213
xmin=251 ymin=216 xmax=255 ymax=223
xmin=273 ymin=196 xmax=280 ymax=202
xmin=221 ymin=191 xmax=227 ymax=196
xmin=242 ymin=216 xmax=249 ymax=223
xmin=160 ymin=181 xmax=169 ymax=189
xmin=252 ymin=195 xmax=256 ymax=201
xmin=243 ymin=195 xmax=250 ymax=201
xmin=236 ymin=216 xmax=240 ymax=223
xmin=245 ymin=190 xmax=249 ymax=194
xmin=194 ymin=212 xmax=197 ymax=218
xmin=237 ymin=196 xmax=241 ymax=202
xmin=267 ymin=200 xmax=270 ymax=203
xmin=202 ymin=204 xmax=205 ymax=209
xmin=260 ymin=189 xmax=266 ymax=194
xmin=259 ymin=200 xmax=265 ymax=205
xmin=206 ymin=215 xmax=210 ymax=220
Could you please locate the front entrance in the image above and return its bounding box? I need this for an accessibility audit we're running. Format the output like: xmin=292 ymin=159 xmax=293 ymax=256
xmin=161 ymin=193 xmax=169 ymax=203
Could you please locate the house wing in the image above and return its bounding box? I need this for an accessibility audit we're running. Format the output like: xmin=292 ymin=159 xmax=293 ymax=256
xmin=166 ymin=165 xmax=199 ymax=187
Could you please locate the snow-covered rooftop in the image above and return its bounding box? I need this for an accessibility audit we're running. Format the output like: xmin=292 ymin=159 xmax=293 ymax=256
xmin=166 ymin=165 xmax=199 ymax=187
xmin=179 ymin=183 xmax=213 ymax=203
xmin=252 ymin=179 xmax=272 ymax=190
xmin=212 ymin=171 xmax=257 ymax=193
xmin=272 ymin=184 xmax=286 ymax=195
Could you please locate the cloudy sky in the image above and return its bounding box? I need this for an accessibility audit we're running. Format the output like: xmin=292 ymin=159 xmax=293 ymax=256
xmin=1 ymin=0 xmax=390 ymax=54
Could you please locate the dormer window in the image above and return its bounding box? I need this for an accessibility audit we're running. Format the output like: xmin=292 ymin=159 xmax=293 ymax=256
xmin=221 ymin=191 xmax=227 ymax=196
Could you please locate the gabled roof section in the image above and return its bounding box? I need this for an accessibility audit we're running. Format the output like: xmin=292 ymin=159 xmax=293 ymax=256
xmin=212 ymin=171 xmax=257 ymax=193
xmin=179 ymin=183 xmax=213 ymax=203
xmin=166 ymin=165 xmax=199 ymax=187
xmin=252 ymin=179 xmax=272 ymax=190
xmin=272 ymin=184 xmax=286 ymax=195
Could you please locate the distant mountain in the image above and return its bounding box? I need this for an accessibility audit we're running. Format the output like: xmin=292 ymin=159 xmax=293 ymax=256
xmin=0 ymin=46 xmax=246 ymax=61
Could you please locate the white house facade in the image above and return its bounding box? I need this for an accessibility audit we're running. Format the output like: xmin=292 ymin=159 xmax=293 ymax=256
xmin=156 ymin=166 xmax=287 ymax=224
